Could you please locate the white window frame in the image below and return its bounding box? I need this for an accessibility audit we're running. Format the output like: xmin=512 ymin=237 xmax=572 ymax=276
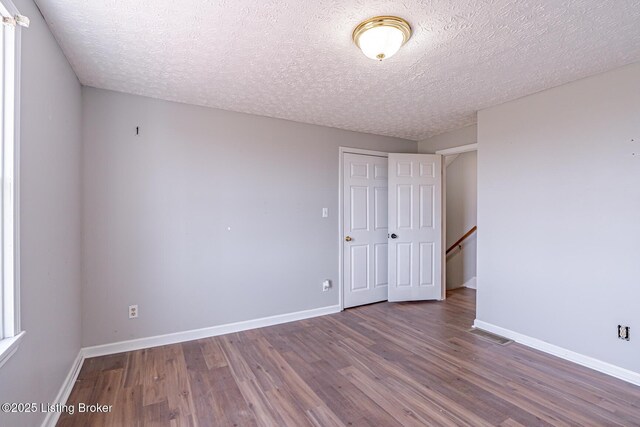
xmin=0 ymin=0 xmax=25 ymax=369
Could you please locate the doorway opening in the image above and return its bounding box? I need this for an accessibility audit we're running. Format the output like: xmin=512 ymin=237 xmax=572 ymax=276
xmin=437 ymin=143 xmax=478 ymax=293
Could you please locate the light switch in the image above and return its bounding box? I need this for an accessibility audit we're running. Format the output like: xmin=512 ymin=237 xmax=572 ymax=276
xmin=322 ymin=208 xmax=328 ymax=218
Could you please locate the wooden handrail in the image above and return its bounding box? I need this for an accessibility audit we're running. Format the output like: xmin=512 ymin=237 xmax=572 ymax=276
xmin=446 ymin=226 xmax=477 ymax=254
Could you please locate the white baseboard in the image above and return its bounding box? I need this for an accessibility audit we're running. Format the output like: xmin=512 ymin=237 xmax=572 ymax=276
xmin=463 ymin=276 xmax=477 ymax=289
xmin=41 ymin=350 xmax=85 ymax=427
xmin=83 ymin=304 xmax=341 ymax=358
xmin=447 ymin=276 xmax=476 ymax=290
xmin=473 ymin=320 xmax=640 ymax=387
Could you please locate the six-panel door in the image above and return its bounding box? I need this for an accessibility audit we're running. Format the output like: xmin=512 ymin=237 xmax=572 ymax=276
xmin=387 ymin=154 xmax=443 ymax=301
xmin=343 ymin=153 xmax=389 ymax=308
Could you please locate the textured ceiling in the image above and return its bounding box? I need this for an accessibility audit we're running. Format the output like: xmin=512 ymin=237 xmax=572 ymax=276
xmin=35 ymin=0 xmax=640 ymax=140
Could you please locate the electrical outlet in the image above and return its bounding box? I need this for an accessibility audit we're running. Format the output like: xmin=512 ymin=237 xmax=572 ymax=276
xmin=322 ymin=280 xmax=331 ymax=292
xmin=618 ymin=325 xmax=630 ymax=341
xmin=129 ymin=304 xmax=138 ymax=319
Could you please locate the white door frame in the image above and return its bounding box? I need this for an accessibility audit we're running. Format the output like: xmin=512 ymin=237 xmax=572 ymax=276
xmin=436 ymin=143 xmax=478 ymax=293
xmin=338 ymin=147 xmax=389 ymax=311
xmin=435 ymin=143 xmax=477 ymax=156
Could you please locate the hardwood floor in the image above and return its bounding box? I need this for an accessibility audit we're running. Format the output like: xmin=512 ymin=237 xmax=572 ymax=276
xmin=58 ymin=289 xmax=640 ymax=426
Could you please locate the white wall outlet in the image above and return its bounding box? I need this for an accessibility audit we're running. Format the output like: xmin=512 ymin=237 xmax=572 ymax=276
xmin=618 ymin=325 xmax=630 ymax=341
xmin=322 ymin=208 xmax=328 ymax=218
xmin=322 ymin=279 xmax=331 ymax=292
xmin=129 ymin=304 xmax=138 ymax=319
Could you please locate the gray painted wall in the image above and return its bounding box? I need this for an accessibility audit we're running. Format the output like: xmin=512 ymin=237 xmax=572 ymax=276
xmin=477 ymin=63 xmax=640 ymax=373
xmin=444 ymin=152 xmax=477 ymax=289
xmin=82 ymin=87 xmax=416 ymax=347
xmin=418 ymin=124 xmax=477 ymax=153
xmin=0 ymin=0 xmax=83 ymax=426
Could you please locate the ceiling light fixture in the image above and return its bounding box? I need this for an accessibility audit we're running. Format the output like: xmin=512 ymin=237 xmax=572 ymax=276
xmin=352 ymin=16 xmax=411 ymax=61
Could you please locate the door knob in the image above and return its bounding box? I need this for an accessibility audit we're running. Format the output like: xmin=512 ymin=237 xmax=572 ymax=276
xmin=345 ymin=236 xmax=353 ymax=242
xmin=390 ymin=233 xmax=398 ymax=239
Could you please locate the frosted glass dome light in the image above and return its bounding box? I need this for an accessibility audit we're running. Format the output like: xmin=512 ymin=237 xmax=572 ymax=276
xmin=353 ymin=16 xmax=412 ymax=61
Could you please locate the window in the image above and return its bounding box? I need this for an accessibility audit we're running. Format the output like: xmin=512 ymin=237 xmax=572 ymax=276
xmin=0 ymin=0 xmax=27 ymax=368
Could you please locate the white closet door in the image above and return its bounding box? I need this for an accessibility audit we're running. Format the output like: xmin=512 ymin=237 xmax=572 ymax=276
xmin=387 ymin=154 xmax=443 ymax=302
xmin=343 ymin=153 xmax=389 ymax=308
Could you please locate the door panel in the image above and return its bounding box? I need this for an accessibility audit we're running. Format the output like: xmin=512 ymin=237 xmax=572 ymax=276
xmin=374 ymin=243 xmax=388 ymax=287
xmin=396 ymin=185 xmax=413 ymax=229
xmin=343 ymin=153 xmax=388 ymax=308
xmin=396 ymin=243 xmax=412 ymax=287
xmin=388 ymin=154 xmax=443 ymax=301
xmin=374 ymin=187 xmax=388 ymax=230
xmin=420 ymin=185 xmax=434 ymax=228
xmin=419 ymin=242 xmax=434 ymax=286
xmin=350 ymin=186 xmax=369 ymax=230
xmin=350 ymin=245 xmax=369 ymax=291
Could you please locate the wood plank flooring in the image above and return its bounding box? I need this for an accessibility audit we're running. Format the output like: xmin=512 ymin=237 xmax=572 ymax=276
xmin=58 ymin=289 xmax=640 ymax=426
